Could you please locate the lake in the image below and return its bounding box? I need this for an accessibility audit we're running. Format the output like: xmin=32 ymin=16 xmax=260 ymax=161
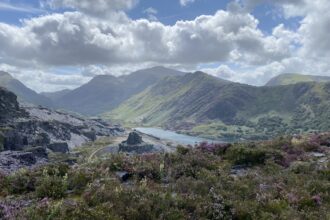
xmin=135 ymin=127 xmax=224 ymax=145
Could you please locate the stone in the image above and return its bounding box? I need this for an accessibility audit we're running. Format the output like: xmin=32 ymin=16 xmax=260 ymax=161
xmin=0 ymin=150 xmax=48 ymax=174
xmin=126 ymin=132 xmax=143 ymax=145
xmin=0 ymin=132 xmax=4 ymax=151
xmin=115 ymin=171 xmax=131 ymax=182
xmin=119 ymin=144 xmax=155 ymax=154
xmin=11 ymin=152 xmax=36 ymax=165
xmin=24 ymin=146 xmax=48 ymax=158
xmin=118 ymin=131 xmax=157 ymax=154
xmin=3 ymin=130 xmax=28 ymax=151
xmin=82 ymin=130 xmax=97 ymax=141
xmin=47 ymin=142 xmax=69 ymax=153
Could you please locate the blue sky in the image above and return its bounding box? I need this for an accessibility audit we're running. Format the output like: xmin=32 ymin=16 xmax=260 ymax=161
xmin=0 ymin=0 xmax=329 ymax=92
xmin=1 ymin=0 xmax=298 ymax=32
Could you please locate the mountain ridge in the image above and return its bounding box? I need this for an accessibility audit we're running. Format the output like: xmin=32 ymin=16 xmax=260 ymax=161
xmin=0 ymin=71 xmax=53 ymax=107
xmin=266 ymin=73 xmax=330 ymax=86
xmin=107 ymin=72 xmax=330 ymax=140
xmin=55 ymin=66 xmax=186 ymax=115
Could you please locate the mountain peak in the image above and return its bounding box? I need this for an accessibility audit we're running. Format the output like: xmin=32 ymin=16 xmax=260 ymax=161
xmin=0 ymin=71 xmax=13 ymax=79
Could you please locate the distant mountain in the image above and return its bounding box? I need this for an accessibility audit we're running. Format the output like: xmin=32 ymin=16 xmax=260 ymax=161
xmin=266 ymin=73 xmax=330 ymax=86
xmin=56 ymin=66 xmax=186 ymax=115
xmin=0 ymin=71 xmax=53 ymax=107
xmin=107 ymin=72 xmax=330 ymax=140
xmin=41 ymin=89 xmax=71 ymax=102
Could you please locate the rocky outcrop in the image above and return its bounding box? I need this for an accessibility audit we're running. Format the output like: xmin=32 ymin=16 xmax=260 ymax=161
xmin=119 ymin=132 xmax=156 ymax=154
xmin=0 ymin=87 xmax=23 ymax=122
xmin=126 ymin=132 xmax=143 ymax=145
xmin=0 ymin=151 xmax=47 ymax=174
xmin=0 ymin=104 xmax=124 ymax=154
xmin=47 ymin=143 xmax=69 ymax=153
xmin=0 ymin=87 xmax=125 ymax=173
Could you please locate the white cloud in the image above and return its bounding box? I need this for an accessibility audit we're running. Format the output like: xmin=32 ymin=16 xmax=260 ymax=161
xmin=0 ymin=0 xmax=330 ymax=91
xmin=180 ymin=0 xmax=195 ymax=7
xmin=143 ymin=7 xmax=158 ymax=21
xmin=0 ymin=2 xmax=44 ymax=13
xmin=0 ymin=9 xmax=291 ymax=68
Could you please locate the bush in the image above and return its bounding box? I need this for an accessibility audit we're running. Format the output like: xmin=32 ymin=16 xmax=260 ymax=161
xmin=226 ymin=146 xmax=268 ymax=166
xmin=197 ymin=142 xmax=231 ymax=155
xmin=7 ymin=169 xmax=36 ymax=194
xmin=0 ymin=171 xmax=8 ymax=196
xmin=68 ymin=168 xmax=93 ymax=193
xmin=176 ymin=145 xmax=190 ymax=155
xmin=36 ymin=167 xmax=68 ymax=199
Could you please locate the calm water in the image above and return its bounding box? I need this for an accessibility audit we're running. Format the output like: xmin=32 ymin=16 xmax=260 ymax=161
xmin=135 ymin=127 xmax=223 ymax=145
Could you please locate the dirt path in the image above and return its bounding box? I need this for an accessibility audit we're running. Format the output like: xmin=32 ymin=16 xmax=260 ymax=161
xmin=88 ymin=136 xmax=126 ymax=161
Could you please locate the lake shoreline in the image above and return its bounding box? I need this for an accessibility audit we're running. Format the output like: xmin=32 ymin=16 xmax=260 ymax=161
xmin=134 ymin=127 xmax=225 ymax=146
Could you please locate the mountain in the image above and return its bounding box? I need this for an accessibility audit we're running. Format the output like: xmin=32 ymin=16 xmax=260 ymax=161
xmin=0 ymin=71 xmax=53 ymax=107
xmin=41 ymin=89 xmax=71 ymax=102
xmin=107 ymin=72 xmax=330 ymax=140
xmin=266 ymin=73 xmax=330 ymax=86
xmin=56 ymin=66 xmax=186 ymax=115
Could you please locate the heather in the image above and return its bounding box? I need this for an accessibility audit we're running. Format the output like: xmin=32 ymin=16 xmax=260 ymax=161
xmin=0 ymin=133 xmax=329 ymax=220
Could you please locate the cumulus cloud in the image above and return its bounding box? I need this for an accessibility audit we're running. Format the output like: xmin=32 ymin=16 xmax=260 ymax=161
xmin=0 ymin=9 xmax=293 ymax=68
xmin=0 ymin=0 xmax=330 ymax=91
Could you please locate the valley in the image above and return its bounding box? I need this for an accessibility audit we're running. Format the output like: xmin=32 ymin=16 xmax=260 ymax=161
xmin=1 ymin=1 xmax=330 ymax=218
xmin=0 ymin=69 xmax=330 ymax=219
xmin=2 ymin=68 xmax=330 ymax=142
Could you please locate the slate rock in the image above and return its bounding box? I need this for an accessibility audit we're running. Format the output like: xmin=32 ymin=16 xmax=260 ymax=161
xmin=47 ymin=142 xmax=69 ymax=153
xmin=126 ymin=132 xmax=143 ymax=145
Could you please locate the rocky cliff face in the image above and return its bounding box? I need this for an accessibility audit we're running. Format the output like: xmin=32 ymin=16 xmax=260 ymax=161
xmin=0 ymin=87 xmax=124 ymax=173
xmin=0 ymin=87 xmax=23 ymax=122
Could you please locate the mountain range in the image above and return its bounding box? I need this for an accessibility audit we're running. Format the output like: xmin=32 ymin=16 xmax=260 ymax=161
xmin=1 ymin=68 xmax=330 ymax=140
xmin=52 ymin=66 xmax=186 ymax=115
xmin=106 ymin=71 xmax=330 ymax=140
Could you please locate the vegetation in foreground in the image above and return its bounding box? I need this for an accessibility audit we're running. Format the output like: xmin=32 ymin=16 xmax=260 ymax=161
xmin=0 ymin=133 xmax=329 ymax=220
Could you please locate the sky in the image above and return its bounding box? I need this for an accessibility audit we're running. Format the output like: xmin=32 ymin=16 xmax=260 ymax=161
xmin=0 ymin=0 xmax=329 ymax=92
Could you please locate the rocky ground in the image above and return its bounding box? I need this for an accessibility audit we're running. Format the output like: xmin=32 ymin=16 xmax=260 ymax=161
xmin=0 ymin=87 xmax=124 ymax=174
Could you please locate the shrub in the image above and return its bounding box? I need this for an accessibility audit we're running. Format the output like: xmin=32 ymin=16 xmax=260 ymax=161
xmin=0 ymin=171 xmax=8 ymax=196
xmin=176 ymin=145 xmax=190 ymax=155
xmin=7 ymin=169 xmax=36 ymax=194
xmin=36 ymin=167 xmax=68 ymax=199
xmin=68 ymin=168 xmax=93 ymax=193
xmin=197 ymin=142 xmax=231 ymax=155
xmin=226 ymin=146 xmax=268 ymax=166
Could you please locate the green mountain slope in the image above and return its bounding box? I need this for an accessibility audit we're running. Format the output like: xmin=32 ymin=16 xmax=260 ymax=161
xmin=0 ymin=71 xmax=53 ymax=107
xmin=266 ymin=73 xmax=330 ymax=86
xmin=56 ymin=66 xmax=186 ymax=115
xmin=107 ymin=72 xmax=330 ymax=140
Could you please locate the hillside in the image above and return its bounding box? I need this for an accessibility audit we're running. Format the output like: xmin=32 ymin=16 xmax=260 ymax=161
xmin=0 ymin=71 xmax=53 ymax=107
xmin=266 ymin=73 xmax=330 ymax=86
xmin=0 ymin=133 xmax=329 ymax=219
xmin=107 ymin=72 xmax=330 ymax=140
xmin=56 ymin=66 xmax=186 ymax=115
